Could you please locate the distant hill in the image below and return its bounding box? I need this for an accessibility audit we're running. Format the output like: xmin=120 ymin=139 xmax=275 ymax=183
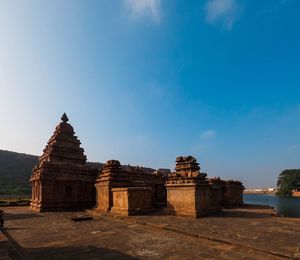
xmin=0 ymin=149 xmax=104 ymax=195
xmin=0 ymin=149 xmax=161 ymax=196
xmin=0 ymin=150 xmax=38 ymax=195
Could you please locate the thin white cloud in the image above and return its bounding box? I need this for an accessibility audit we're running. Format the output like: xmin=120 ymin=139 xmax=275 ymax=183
xmin=204 ymin=0 xmax=242 ymax=30
xmin=123 ymin=0 xmax=161 ymax=23
xmin=201 ymin=130 xmax=216 ymax=140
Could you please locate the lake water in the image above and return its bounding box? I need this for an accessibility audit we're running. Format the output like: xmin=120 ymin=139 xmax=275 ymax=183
xmin=244 ymin=194 xmax=300 ymax=218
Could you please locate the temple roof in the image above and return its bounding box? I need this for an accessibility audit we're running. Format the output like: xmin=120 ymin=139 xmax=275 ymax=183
xmin=38 ymin=114 xmax=87 ymax=165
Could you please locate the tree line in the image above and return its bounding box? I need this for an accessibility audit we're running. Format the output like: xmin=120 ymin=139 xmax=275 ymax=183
xmin=276 ymin=169 xmax=300 ymax=196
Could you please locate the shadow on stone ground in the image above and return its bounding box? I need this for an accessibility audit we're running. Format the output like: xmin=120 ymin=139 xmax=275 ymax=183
xmin=1 ymin=230 xmax=137 ymax=260
xmin=4 ymin=212 xmax=42 ymax=221
xmin=2 ymin=241 xmax=137 ymax=260
xmin=210 ymin=204 xmax=275 ymax=219
xmin=213 ymin=210 xmax=273 ymax=218
xmin=3 ymin=227 xmax=30 ymax=231
xmin=23 ymin=246 xmax=138 ymax=260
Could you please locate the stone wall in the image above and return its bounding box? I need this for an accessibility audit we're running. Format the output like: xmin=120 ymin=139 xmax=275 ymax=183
xmin=94 ymin=160 xmax=165 ymax=214
xmin=111 ymin=187 xmax=152 ymax=216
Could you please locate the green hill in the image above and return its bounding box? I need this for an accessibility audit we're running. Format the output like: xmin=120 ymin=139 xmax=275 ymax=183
xmin=0 ymin=149 xmax=104 ymax=196
xmin=0 ymin=150 xmax=38 ymax=195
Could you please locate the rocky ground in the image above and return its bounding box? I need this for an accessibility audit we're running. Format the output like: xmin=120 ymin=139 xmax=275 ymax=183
xmin=1 ymin=205 xmax=300 ymax=259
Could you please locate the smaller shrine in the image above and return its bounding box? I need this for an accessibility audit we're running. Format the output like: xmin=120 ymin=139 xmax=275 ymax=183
xmin=166 ymin=156 xmax=244 ymax=218
xmin=166 ymin=156 xmax=212 ymax=218
xmin=94 ymin=160 xmax=166 ymax=215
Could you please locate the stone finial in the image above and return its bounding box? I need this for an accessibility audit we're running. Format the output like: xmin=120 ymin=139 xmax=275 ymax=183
xmin=106 ymin=160 xmax=121 ymax=167
xmin=174 ymin=155 xmax=201 ymax=178
xmin=176 ymin=156 xmax=197 ymax=163
xmin=61 ymin=113 xmax=69 ymax=123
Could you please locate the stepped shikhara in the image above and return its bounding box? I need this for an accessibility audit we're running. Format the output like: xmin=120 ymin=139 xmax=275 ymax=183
xmin=30 ymin=114 xmax=244 ymax=217
xmin=30 ymin=113 xmax=97 ymax=212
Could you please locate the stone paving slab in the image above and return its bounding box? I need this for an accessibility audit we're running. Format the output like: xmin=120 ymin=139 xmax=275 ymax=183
xmin=123 ymin=206 xmax=300 ymax=259
xmin=0 ymin=231 xmax=11 ymax=260
xmin=0 ymin=206 xmax=297 ymax=259
xmin=0 ymin=229 xmax=19 ymax=260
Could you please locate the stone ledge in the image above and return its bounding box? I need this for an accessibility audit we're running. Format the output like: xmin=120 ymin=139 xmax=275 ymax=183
xmin=111 ymin=187 xmax=152 ymax=191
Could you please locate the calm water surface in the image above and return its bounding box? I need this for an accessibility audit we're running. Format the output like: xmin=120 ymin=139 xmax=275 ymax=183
xmin=244 ymin=194 xmax=300 ymax=218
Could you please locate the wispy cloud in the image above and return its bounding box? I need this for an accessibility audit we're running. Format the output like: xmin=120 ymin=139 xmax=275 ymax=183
xmin=201 ymin=130 xmax=216 ymax=140
xmin=204 ymin=0 xmax=242 ymax=30
xmin=123 ymin=0 xmax=161 ymax=23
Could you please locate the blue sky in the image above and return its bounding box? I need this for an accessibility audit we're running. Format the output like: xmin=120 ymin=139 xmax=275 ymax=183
xmin=0 ymin=0 xmax=300 ymax=188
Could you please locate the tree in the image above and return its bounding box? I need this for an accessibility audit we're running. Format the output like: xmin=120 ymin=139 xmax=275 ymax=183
xmin=276 ymin=169 xmax=300 ymax=196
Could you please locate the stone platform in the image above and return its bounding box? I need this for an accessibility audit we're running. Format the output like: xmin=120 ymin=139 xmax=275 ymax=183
xmin=1 ymin=206 xmax=300 ymax=259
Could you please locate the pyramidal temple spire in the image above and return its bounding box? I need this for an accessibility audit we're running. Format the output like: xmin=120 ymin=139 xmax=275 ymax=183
xmin=30 ymin=112 xmax=97 ymax=212
xmin=61 ymin=113 xmax=69 ymax=123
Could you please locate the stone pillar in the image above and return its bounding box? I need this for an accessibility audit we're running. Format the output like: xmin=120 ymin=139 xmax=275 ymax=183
xmin=95 ymin=180 xmax=112 ymax=212
xmin=30 ymin=177 xmax=37 ymax=211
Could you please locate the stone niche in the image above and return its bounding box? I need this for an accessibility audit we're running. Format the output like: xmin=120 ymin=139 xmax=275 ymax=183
xmin=111 ymin=187 xmax=152 ymax=216
xmin=30 ymin=113 xmax=98 ymax=212
xmin=166 ymin=156 xmax=215 ymax=218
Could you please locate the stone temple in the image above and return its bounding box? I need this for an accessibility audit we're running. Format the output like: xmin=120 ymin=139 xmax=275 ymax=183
xmin=30 ymin=114 xmax=244 ymax=218
xmin=30 ymin=113 xmax=98 ymax=211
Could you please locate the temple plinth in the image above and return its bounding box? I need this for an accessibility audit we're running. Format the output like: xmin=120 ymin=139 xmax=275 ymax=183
xmin=30 ymin=113 xmax=98 ymax=212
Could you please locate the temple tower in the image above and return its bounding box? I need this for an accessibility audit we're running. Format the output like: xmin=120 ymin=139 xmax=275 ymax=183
xmin=30 ymin=113 xmax=97 ymax=212
xmin=166 ymin=156 xmax=212 ymax=218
